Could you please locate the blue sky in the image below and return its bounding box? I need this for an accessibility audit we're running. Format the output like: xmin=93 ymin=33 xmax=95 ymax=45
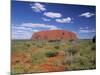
xmin=11 ymin=1 xmax=96 ymax=39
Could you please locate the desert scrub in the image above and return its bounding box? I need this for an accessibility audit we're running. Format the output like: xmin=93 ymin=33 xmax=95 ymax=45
xmin=31 ymin=51 xmax=47 ymax=64
xmin=11 ymin=63 xmax=24 ymax=74
xmin=25 ymin=43 xmax=31 ymax=47
xmin=71 ymin=56 xmax=93 ymax=70
xmin=54 ymin=46 xmax=60 ymax=49
xmin=45 ymin=51 xmax=59 ymax=57
xmin=35 ymin=42 xmax=44 ymax=48
xmin=36 ymin=44 xmax=43 ymax=48
xmin=67 ymin=48 xmax=78 ymax=55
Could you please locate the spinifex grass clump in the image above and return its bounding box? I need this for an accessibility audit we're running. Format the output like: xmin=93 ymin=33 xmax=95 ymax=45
xmin=54 ymin=46 xmax=60 ymax=49
xmin=45 ymin=51 xmax=59 ymax=57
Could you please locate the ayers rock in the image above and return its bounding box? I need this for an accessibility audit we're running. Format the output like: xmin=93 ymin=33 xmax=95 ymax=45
xmin=31 ymin=30 xmax=77 ymax=41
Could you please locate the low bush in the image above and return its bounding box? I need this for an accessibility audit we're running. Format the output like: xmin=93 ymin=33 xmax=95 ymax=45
xmin=36 ymin=45 xmax=43 ymax=48
xmin=67 ymin=48 xmax=78 ymax=55
xmin=54 ymin=46 xmax=60 ymax=49
xmin=26 ymin=44 xmax=30 ymax=47
xmin=45 ymin=51 xmax=58 ymax=57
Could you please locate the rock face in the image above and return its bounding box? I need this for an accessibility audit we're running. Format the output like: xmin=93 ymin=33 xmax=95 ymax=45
xmin=31 ymin=30 xmax=77 ymax=41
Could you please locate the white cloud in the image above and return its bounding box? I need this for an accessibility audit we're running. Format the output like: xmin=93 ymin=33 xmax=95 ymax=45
xmin=79 ymin=26 xmax=95 ymax=33
xmin=12 ymin=31 xmax=32 ymax=39
xmin=79 ymin=27 xmax=95 ymax=33
xmin=79 ymin=26 xmax=89 ymax=30
xmin=49 ymin=26 xmax=61 ymax=30
xmin=12 ymin=29 xmax=39 ymax=39
xmin=42 ymin=17 xmax=51 ymax=21
xmin=44 ymin=12 xmax=62 ymax=18
xmin=79 ymin=12 xmax=95 ymax=18
xmin=12 ymin=23 xmax=40 ymax=39
xmin=12 ymin=26 xmax=32 ymax=31
xmin=32 ymin=29 xmax=39 ymax=32
xmin=56 ymin=17 xmax=72 ymax=23
xmin=79 ymin=29 xmax=95 ymax=33
xmin=30 ymin=3 xmax=46 ymax=12
xmin=21 ymin=23 xmax=60 ymax=30
xmin=79 ymin=27 xmax=83 ymax=29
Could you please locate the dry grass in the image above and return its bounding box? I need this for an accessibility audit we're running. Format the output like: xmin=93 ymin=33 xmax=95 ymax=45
xmin=11 ymin=40 xmax=96 ymax=74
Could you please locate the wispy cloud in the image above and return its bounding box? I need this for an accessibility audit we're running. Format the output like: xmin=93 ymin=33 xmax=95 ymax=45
xmin=42 ymin=17 xmax=51 ymax=21
xmin=30 ymin=3 xmax=46 ymax=12
xmin=79 ymin=29 xmax=95 ymax=33
xmin=49 ymin=26 xmax=61 ymax=30
xmin=79 ymin=27 xmax=95 ymax=33
xmin=79 ymin=27 xmax=89 ymax=30
xmin=55 ymin=17 xmax=72 ymax=23
xmin=12 ymin=30 xmax=32 ymax=39
xmin=12 ymin=23 xmax=61 ymax=39
xmin=79 ymin=12 xmax=95 ymax=18
xmin=44 ymin=12 xmax=62 ymax=18
xmin=21 ymin=23 xmax=60 ymax=30
xmin=12 ymin=26 xmax=32 ymax=31
xmin=12 ymin=23 xmax=40 ymax=39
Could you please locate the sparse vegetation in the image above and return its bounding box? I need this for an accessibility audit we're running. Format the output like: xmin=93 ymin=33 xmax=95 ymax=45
xmin=11 ymin=39 xmax=96 ymax=74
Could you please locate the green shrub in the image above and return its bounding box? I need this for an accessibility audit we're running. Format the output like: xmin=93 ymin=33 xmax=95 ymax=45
xmin=67 ymin=48 xmax=78 ymax=55
xmin=54 ymin=46 xmax=60 ymax=49
xmin=45 ymin=51 xmax=58 ymax=57
xmin=24 ymin=43 xmax=30 ymax=47
xmin=26 ymin=44 xmax=30 ymax=47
